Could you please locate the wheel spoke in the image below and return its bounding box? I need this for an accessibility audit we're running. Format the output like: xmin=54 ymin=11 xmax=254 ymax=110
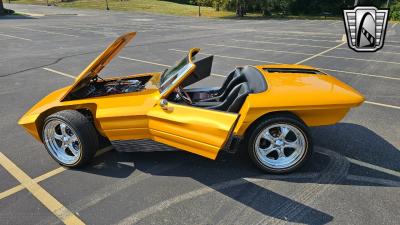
xmin=254 ymin=122 xmax=308 ymax=170
xmin=70 ymin=134 xmax=78 ymax=142
xmin=285 ymin=140 xmax=299 ymax=149
xmin=68 ymin=143 xmax=79 ymax=156
xmin=279 ymin=126 xmax=290 ymax=139
xmin=263 ymin=129 xmax=275 ymax=142
xmin=277 ymin=149 xmax=286 ymax=159
xmin=60 ymin=144 xmax=67 ymax=152
xmin=60 ymin=123 xmax=67 ymax=136
xmin=54 ymin=133 xmax=63 ymax=140
xmin=260 ymin=145 xmax=275 ymax=155
xmin=44 ymin=119 xmax=82 ymax=165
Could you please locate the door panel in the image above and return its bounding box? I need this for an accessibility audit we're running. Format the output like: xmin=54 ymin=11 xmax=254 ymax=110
xmin=147 ymin=102 xmax=239 ymax=159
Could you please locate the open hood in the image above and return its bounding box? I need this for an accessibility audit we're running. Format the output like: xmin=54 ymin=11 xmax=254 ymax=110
xmin=61 ymin=32 xmax=136 ymax=100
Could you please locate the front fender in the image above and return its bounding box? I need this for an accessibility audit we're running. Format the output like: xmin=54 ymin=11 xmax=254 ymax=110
xmin=18 ymin=86 xmax=98 ymax=142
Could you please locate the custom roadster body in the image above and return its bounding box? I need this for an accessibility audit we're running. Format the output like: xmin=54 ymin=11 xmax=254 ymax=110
xmin=19 ymin=32 xmax=364 ymax=173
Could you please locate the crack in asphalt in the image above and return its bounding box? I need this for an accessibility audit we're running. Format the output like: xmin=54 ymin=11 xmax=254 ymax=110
xmin=0 ymin=32 xmax=236 ymax=78
xmin=0 ymin=51 xmax=95 ymax=78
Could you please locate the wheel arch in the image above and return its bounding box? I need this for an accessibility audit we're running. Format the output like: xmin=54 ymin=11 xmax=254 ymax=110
xmin=242 ymin=110 xmax=304 ymax=140
xmin=36 ymin=104 xmax=103 ymax=141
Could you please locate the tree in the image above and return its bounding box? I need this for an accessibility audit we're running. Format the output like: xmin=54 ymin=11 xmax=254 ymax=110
xmin=0 ymin=0 xmax=5 ymax=15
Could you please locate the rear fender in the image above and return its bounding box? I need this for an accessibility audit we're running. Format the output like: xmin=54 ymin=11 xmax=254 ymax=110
xmin=235 ymin=107 xmax=350 ymax=137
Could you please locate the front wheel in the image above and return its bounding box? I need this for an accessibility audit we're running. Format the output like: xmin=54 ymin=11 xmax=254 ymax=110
xmin=42 ymin=110 xmax=99 ymax=168
xmin=247 ymin=114 xmax=313 ymax=174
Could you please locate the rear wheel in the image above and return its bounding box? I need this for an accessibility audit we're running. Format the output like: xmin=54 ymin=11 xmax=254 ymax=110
xmin=247 ymin=114 xmax=312 ymax=174
xmin=42 ymin=110 xmax=99 ymax=168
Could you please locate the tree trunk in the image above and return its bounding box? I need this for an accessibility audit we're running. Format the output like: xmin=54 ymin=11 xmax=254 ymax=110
xmin=0 ymin=0 xmax=5 ymax=15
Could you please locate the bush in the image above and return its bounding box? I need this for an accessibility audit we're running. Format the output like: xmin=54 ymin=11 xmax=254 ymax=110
xmin=390 ymin=2 xmax=400 ymax=20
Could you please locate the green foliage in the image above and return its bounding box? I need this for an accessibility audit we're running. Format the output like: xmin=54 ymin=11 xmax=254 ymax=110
xmin=188 ymin=0 xmax=215 ymax=7
xmin=390 ymin=1 xmax=400 ymax=20
xmin=208 ymin=0 xmax=398 ymax=18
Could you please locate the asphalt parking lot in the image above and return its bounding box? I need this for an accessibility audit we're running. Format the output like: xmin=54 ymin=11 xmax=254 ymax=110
xmin=1 ymin=4 xmax=400 ymax=225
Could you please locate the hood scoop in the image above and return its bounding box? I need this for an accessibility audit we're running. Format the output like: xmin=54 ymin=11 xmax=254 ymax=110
xmin=264 ymin=68 xmax=325 ymax=75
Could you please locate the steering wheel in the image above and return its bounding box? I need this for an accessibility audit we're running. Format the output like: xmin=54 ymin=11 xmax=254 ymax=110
xmin=176 ymin=86 xmax=192 ymax=105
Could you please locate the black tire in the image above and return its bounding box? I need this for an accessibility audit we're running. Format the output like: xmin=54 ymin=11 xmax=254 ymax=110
xmin=42 ymin=110 xmax=99 ymax=168
xmin=247 ymin=114 xmax=313 ymax=174
xmin=98 ymin=133 xmax=112 ymax=149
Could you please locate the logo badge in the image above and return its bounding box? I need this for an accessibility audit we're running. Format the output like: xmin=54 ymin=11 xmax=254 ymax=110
xmin=343 ymin=6 xmax=389 ymax=52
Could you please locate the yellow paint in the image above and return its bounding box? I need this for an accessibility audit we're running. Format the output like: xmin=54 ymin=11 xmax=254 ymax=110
xmin=34 ymin=167 xmax=67 ymax=182
xmin=0 ymin=184 xmax=25 ymax=200
xmin=148 ymin=102 xmax=238 ymax=159
xmin=0 ymin=146 xmax=112 ymax=201
xmin=0 ymin=168 xmax=66 ymax=201
xmin=0 ymin=153 xmax=85 ymax=225
xmin=18 ymin=33 xmax=364 ymax=161
xmin=233 ymin=64 xmax=364 ymax=135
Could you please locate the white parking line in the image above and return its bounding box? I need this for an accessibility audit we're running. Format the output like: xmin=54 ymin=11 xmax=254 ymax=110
xmin=207 ymin=43 xmax=400 ymax=65
xmin=252 ymin=35 xmax=400 ymax=55
xmin=169 ymin=48 xmax=280 ymax=64
xmin=41 ymin=25 xmax=118 ymax=36
xmin=116 ymin=172 xmax=319 ymax=225
xmin=118 ymin=56 xmax=226 ymax=77
xmin=382 ymin=43 xmax=400 ymax=48
xmin=232 ymin=39 xmax=331 ymax=49
xmin=346 ymin=157 xmax=400 ymax=177
xmin=319 ymin=68 xmax=400 ymax=81
xmin=254 ymin=35 xmax=339 ymax=43
xmin=296 ymin=42 xmax=346 ymax=64
xmin=43 ymin=68 xmax=76 ymax=79
xmin=66 ymin=23 xmax=125 ymax=30
xmin=118 ymin=56 xmax=170 ymax=67
xmin=320 ymin=51 xmax=400 ymax=63
xmin=257 ymin=30 xmax=340 ymax=36
xmin=170 ymin=48 xmax=400 ymax=81
xmin=365 ymin=101 xmax=400 ymax=110
xmin=301 ymin=20 xmax=318 ymax=25
xmin=206 ymin=43 xmax=312 ymax=56
xmin=330 ymin=20 xmax=342 ymax=25
xmin=141 ymin=28 xmax=171 ymax=33
xmin=391 ymin=23 xmax=398 ymax=29
xmin=14 ymin=27 xmax=80 ymax=38
xmin=385 ymin=38 xmax=400 ymax=44
xmin=0 ymin=33 xmax=32 ymax=41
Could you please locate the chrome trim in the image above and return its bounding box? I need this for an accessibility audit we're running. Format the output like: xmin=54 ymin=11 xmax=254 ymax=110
xmin=43 ymin=119 xmax=81 ymax=165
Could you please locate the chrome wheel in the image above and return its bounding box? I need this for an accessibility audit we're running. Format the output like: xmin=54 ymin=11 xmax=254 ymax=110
xmin=43 ymin=119 xmax=81 ymax=165
xmin=254 ymin=123 xmax=306 ymax=169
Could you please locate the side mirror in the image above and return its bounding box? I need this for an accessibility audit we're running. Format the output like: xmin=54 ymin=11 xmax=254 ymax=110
xmin=160 ymin=99 xmax=170 ymax=111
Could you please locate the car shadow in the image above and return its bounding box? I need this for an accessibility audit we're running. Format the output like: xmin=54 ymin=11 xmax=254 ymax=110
xmin=84 ymin=149 xmax=333 ymax=224
xmin=311 ymin=122 xmax=400 ymax=181
xmin=75 ymin=122 xmax=399 ymax=224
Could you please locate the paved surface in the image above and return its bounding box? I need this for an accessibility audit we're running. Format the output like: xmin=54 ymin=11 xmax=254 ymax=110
xmin=1 ymin=4 xmax=400 ymax=225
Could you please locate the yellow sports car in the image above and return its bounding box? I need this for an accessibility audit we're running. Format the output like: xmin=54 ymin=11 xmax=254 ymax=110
xmin=19 ymin=32 xmax=364 ymax=173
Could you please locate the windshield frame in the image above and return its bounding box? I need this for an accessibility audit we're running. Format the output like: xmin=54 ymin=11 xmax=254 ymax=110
xmin=158 ymin=48 xmax=199 ymax=98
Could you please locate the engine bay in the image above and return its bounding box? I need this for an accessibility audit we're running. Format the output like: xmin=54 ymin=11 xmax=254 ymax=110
xmin=66 ymin=75 xmax=152 ymax=100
